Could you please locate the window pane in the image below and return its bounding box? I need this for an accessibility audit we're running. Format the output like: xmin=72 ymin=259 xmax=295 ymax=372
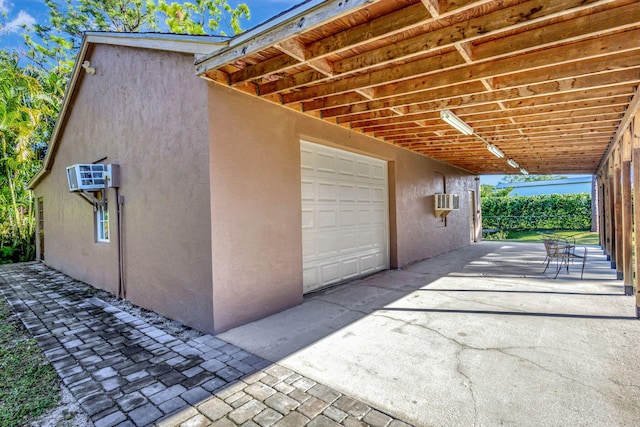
xmin=97 ymin=205 xmax=109 ymax=242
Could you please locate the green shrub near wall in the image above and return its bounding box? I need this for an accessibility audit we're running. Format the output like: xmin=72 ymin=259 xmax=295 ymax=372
xmin=482 ymin=193 xmax=591 ymax=231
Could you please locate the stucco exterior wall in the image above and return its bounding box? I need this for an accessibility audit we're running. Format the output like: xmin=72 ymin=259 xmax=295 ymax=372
xmin=207 ymin=82 xmax=477 ymax=332
xmin=34 ymin=45 xmax=215 ymax=332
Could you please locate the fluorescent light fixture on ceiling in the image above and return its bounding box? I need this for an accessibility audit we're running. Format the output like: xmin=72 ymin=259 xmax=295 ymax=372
xmin=440 ymin=109 xmax=474 ymax=135
xmin=486 ymin=144 xmax=505 ymax=159
xmin=507 ymin=159 xmax=519 ymax=168
xmin=520 ymin=168 xmax=529 ymax=175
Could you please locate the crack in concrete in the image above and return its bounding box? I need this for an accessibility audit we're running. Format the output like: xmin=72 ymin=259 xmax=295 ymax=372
xmin=311 ymin=296 xmax=373 ymax=316
xmin=372 ymin=311 xmax=639 ymax=413
xmin=426 ymin=290 xmax=529 ymax=314
xmin=455 ymin=347 xmax=478 ymax=427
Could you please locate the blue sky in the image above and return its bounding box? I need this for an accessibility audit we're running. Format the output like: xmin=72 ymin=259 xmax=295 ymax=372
xmin=0 ymin=0 xmax=302 ymax=51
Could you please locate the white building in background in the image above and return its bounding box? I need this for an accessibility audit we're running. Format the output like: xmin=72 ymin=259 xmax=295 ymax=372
xmin=495 ymin=176 xmax=593 ymax=196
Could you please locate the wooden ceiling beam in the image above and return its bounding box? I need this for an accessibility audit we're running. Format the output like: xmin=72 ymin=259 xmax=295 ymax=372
xmin=348 ymin=97 xmax=629 ymax=129
xmin=228 ymin=54 xmax=300 ymax=85
xmin=321 ymin=78 xmax=636 ymax=119
xmin=375 ymin=121 xmax=617 ymax=138
xmin=360 ymin=105 xmax=625 ymax=132
xmin=283 ymin=29 xmax=640 ymax=105
xmin=255 ymin=0 xmax=628 ymax=98
xmin=473 ymin=1 xmax=640 ymax=62
xmin=305 ymin=3 xmax=432 ymax=59
xmin=374 ymin=29 xmax=640 ymax=100
xmin=493 ymin=52 xmax=640 ymax=90
xmin=333 ymin=0 xmax=617 ymax=77
xmin=502 ymin=85 xmax=634 ymax=109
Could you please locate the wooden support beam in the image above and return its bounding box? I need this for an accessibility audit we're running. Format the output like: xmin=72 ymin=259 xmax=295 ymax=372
xmin=597 ymin=85 xmax=640 ymax=173
xmin=632 ymin=113 xmax=640 ymax=317
xmin=275 ymin=38 xmax=307 ymax=62
xmin=473 ymin=1 xmax=640 ymax=62
xmin=622 ymin=129 xmax=633 ymax=293
xmin=606 ymin=160 xmax=615 ymax=261
xmin=347 ymin=98 xmax=628 ymax=129
xmin=420 ymin=0 xmax=440 ymax=18
xmin=597 ymin=173 xmax=605 ymax=245
xmin=332 ymin=0 xmax=618 ymax=76
xmin=614 ymin=146 xmax=623 ymax=279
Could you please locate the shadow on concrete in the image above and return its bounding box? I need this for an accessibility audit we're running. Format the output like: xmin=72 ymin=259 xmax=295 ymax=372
xmin=219 ymin=241 xmax=628 ymax=362
xmin=379 ymin=306 xmax=636 ymax=320
xmin=418 ymin=288 xmax=624 ymax=297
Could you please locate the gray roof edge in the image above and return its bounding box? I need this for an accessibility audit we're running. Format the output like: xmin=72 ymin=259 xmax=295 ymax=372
xmin=195 ymin=0 xmax=378 ymax=74
xmin=494 ymin=176 xmax=593 ymax=189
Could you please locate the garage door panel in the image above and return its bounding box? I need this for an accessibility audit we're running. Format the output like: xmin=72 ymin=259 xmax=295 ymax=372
xmin=302 ymin=235 xmax=316 ymax=258
xmin=301 ymin=210 xmax=315 ymax=229
xmin=356 ymin=161 xmax=371 ymax=178
xmin=339 ymin=210 xmax=356 ymax=226
xmin=339 ymin=157 xmax=355 ymax=175
xmin=342 ymin=258 xmax=359 ymax=279
xmin=317 ymin=233 xmax=341 ymax=257
xmin=317 ymin=152 xmax=338 ymax=172
xmin=320 ymin=262 xmax=341 ymax=284
xmin=318 ymin=210 xmax=337 ymax=228
xmin=373 ymin=187 xmax=385 ymax=202
xmin=301 ymin=141 xmax=389 ymax=292
xmin=301 ymin=180 xmax=315 ymax=201
xmin=300 ymin=148 xmax=314 ymax=170
xmin=318 ymin=182 xmax=338 ymax=201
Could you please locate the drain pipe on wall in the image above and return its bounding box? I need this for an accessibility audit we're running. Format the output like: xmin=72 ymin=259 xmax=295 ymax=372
xmin=115 ymin=187 xmax=126 ymax=300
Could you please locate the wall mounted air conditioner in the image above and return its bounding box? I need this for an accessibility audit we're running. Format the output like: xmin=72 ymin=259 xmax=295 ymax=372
xmin=66 ymin=164 xmax=120 ymax=192
xmin=435 ymin=193 xmax=460 ymax=217
xmin=66 ymin=164 xmax=106 ymax=192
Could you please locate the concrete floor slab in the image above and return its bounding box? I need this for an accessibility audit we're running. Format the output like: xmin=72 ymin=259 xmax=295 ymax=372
xmin=220 ymin=242 xmax=640 ymax=426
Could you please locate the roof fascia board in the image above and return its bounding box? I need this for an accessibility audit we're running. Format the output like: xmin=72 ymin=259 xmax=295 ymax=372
xmin=195 ymin=0 xmax=380 ymax=74
xmin=85 ymin=32 xmax=229 ymax=55
xmin=29 ymin=35 xmax=90 ymax=189
xmin=596 ymin=87 xmax=640 ymax=174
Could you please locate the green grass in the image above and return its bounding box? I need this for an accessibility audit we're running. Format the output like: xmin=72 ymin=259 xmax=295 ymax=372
xmin=0 ymin=298 xmax=60 ymax=427
xmin=489 ymin=230 xmax=600 ymax=245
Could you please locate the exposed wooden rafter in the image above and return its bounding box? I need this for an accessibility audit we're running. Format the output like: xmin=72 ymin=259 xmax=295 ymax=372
xmin=197 ymin=0 xmax=640 ymax=174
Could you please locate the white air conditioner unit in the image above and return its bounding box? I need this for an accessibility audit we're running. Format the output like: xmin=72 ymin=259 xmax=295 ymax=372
xmin=66 ymin=164 xmax=106 ymax=192
xmin=435 ymin=193 xmax=460 ymax=216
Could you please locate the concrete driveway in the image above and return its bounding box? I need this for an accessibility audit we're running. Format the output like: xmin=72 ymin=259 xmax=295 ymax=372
xmin=220 ymin=241 xmax=640 ymax=427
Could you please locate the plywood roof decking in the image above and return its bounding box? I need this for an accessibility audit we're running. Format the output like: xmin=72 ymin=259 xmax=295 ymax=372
xmin=198 ymin=0 xmax=640 ymax=175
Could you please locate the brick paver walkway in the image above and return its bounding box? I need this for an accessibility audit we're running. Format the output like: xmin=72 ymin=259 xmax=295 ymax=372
xmin=0 ymin=263 xmax=412 ymax=427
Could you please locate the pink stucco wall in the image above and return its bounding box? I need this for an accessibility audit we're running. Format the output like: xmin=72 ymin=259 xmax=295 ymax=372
xmin=34 ymin=45 xmax=215 ymax=332
xmin=34 ymin=43 xmax=478 ymax=335
xmin=207 ymin=82 xmax=477 ymax=332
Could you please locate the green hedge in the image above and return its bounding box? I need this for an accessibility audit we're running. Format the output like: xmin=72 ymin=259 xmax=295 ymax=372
xmin=482 ymin=193 xmax=591 ymax=231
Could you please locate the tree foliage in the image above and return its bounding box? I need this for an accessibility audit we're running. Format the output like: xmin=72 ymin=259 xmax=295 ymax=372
xmin=0 ymin=0 xmax=250 ymax=262
xmin=481 ymin=184 xmax=511 ymax=198
xmin=498 ymin=174 xmax=569 ymax=184
xmin=482 ymin=193 xmax=592 ymax=231
xmin=0 ymin=53 xmax=55 ymax=261
xmin=24 ymin=0 xmax=250 ymax=74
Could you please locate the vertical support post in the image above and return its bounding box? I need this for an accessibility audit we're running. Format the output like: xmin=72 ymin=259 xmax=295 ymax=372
xmin=597 ymin=174 xmax=605 ymax=247
xmin=621 ymin=129 xmax=633 ymax=294
xmin=607 ymin=161 xmax=616 ymax=265
xmin=632 ymin=114 xmax=640 ymax=318
xmin=614 ymin=146 xmax=623 ymax=280
xmin=591 ymin=174 xmax=598 ymax=233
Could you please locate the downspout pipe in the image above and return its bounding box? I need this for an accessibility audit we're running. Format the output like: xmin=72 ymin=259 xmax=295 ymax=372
xmin=115 ymin=188 xmax=125 ymax=299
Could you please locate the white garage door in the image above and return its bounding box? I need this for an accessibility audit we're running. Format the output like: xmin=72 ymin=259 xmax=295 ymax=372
xmin=300 ymin=140 xmax=389 ymax=293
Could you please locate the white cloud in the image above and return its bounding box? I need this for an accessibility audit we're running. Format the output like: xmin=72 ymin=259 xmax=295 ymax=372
xmin=4 ymin=10 xmax=36 ymax=33
xmin=0 ymin=0 xmax=9 ymax=13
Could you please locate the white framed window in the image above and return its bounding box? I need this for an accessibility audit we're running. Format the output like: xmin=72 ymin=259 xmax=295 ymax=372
xmin=96 ymin=204 xmax=109 ymax=242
